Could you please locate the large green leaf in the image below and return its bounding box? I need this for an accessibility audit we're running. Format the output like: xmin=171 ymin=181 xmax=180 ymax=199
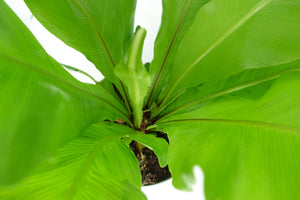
xmin=24 ymin=0 xmax=137 ymax=84
xmin=158 ymin=59 xmax=300 ymax=119
xmin=0 ymin=1 xmax=128 ymax=185
xmin=155 ymin=0 xmax=300 ymax=108
xmin=156 ymin=72 xmax=300 ymax=199
xmin=115 ymin=28 xmax=151 ymax=128
xmin=0 ymin=122 xmax=146 ymax=200
xmin=146 ymin=0 xmax=208 ymax=107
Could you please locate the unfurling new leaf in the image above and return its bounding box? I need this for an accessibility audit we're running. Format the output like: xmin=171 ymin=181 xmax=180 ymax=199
xmin=115 ymin=28 xmax=151 ymax=128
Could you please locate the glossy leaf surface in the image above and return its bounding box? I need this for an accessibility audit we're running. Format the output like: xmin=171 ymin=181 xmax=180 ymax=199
xmin=159 ymin=59 xmax=300 ymax=119
xmin=147 ymin=0 xmax=208 ymax=106
xmin=1 ymin=0 xmax=300 ymax=199
xmin=155 ymin=0 xmax=300 ymax=107
xmin=0 ymin=1 xmax=128 ymax=185
xmin=115 ymin=28 xmax=151 ymax=128
xmin=0 ymin=122 xmax=146 ymax=200
xmin=25 ymin=0 xmax=137 ymax=83
xmin=157 ymin=72 xmax=300 ymax=199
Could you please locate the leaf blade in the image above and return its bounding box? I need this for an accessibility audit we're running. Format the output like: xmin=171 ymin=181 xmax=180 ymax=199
xmin=156 ymin=72 xmax=300 ymax=199
xmin=158 ymin=59 xmax=300 ymax=120
xmin=0 ymin=122 xmax=147 ymax=200
xmin=0 ymin=1 xmax=127 ymax=185
xmin=160 ymin=121 xmax=300 ymax=200
xmin=147 ymin=0 xmax=208 ymax=106
xmin=24 ymin=0 xmax=137 ymax=83
xmin=156 ymin=0 xmax=300 ymax=107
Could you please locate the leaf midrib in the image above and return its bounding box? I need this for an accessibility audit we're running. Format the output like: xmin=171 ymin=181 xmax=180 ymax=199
xmin=70 ymin=0 xmax=115 ymax=66
xmin=159 ymin=0 xmax=272 ymax=107
xmin=146 ymin=0 xmax=193 ymax=107
xmin=158 ymin=118 xmax=300 ymax=136
xmin=62 ymin=63 xmax=124 ymax=105
xmin=158 ymin=67 xmax=300 ymax=120
xmin=0 ymin=52 xmax=129 ymax=119
xmin=64 ymin=135 xmax=118 ymax=200
xmin=70 ymin=0 xmax=132 ymax=114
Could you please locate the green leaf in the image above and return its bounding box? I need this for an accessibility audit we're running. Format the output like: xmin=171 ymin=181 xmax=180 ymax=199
xmin=98 ymin=78 xmax=126 ymax=104
xmin=0 ymin=122 xmax=146 ymax=200
xmin=130 ymin=132 xmax=169 ymax=167
xmin=0 ymin=1 xmax=128 ymax=185
xmin=115 ymin=28 xmax=151 ymax=128
xmin=146 ymin=0 xmax=209 ymax=107
xmin=62 ymin=64 xmax=99 ymax=84
xmin=24 ymin=0 xmax=137 ymax=84
xmin=156 ymin=72 xmax=300 ymax=199
xmin=155 ymin=0 xmax=300 ymax=108
xmin=158 ymin=59 xmax=300 ymax=119
xmin=61 ymin=64 xmax=128 ymax=115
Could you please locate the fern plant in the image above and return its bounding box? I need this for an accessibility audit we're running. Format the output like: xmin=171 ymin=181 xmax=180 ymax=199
xmin=0 ymin=0 xmax=300 ymax=199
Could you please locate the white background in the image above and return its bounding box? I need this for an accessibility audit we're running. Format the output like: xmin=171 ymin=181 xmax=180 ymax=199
xmin=3 ymin=0 xmax=205 ymax=199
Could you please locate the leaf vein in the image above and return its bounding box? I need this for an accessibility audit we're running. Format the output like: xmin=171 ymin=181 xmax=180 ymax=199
xmin=0 ymin=52 xmax=129 ymax=119
xmin=70 ymin=0 xmax=115 ymax=66
xmin=70 ymin=0 xmax=133 ymax=114
xmin=159 ymin=0 xmax=272 ymax=107
xmin=158 ymin=118 xmax=300 ymax=135
xmin=64 ymin=135 xmax=118 ymax=200
xmin=158 ymin=67 xmax=300 ymax=120
xmin=146 ymin=0 xmax=193 ymax=107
